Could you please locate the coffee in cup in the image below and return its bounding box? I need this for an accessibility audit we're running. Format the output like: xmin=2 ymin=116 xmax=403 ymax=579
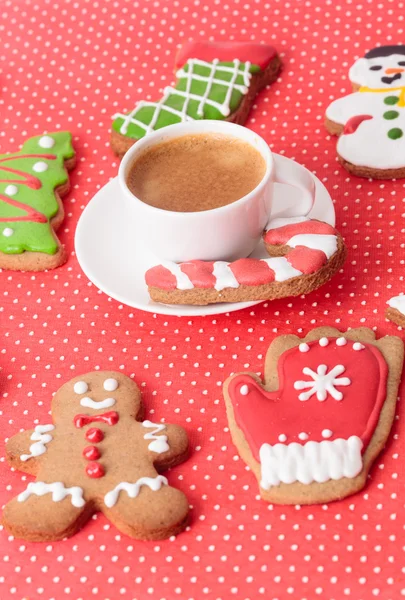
xmin=125 ymin=133 xmax=266 ymax=213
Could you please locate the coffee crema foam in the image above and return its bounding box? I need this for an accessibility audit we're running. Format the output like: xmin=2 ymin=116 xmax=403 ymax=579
xmin=126 ymin=133 xmax=266 ymax=212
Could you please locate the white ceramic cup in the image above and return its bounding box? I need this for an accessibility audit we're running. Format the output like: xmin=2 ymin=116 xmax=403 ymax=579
xmin=119 ymin=120 xmax=315 ymax=262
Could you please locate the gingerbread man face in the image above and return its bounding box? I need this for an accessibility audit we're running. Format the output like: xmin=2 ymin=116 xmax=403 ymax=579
xmin=52 ymin=371 xmax=143 ymax=424
xmin=3 ymin=371 xmax=189 ymax=542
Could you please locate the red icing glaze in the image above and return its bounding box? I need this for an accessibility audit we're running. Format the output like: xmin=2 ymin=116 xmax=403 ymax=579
xmin=230 ymin=258 xmax=275 ymax=286
xmin=0 ymin=153 xmax=57 ymax=224
xmin=85 ymin=428 xmax=104 ymax=443
xmin=263 ymin=220 xmax=336 ymax=246
xmin=227 ymin=338 xmax=388 ymax=461
xmin=175 ymin=41 xmax=277 ymax=71
xmin=180 ymin=261 xmax=216 ymax=288
xmin=83 ymin=445 xmax=101 ymax=460
xmin=74 ymin=411 xmax=119 ymax=428
xmin=343 ymin=115 xmax=373 ymax=135
xmin=145 ymin=265 xmax=177 ymax=290
xmin=286 ymin=246 xmax=328 ymax=274
xmin=85 ymin=462 xmax=105 ymax=478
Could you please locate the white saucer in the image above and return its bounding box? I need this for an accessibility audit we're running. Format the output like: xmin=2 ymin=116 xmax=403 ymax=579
xmin=75 ymin=154 xmax=335 ymax=317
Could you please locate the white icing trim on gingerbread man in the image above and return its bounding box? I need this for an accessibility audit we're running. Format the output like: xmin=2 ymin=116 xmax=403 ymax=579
xmin=142 ymin=421 xmax=169 ymax=453
xmin=17 ymin=481 xmax=86 ymax=508
xmin=20 ymin=424 xmax=55 ymax=462
xmin=104 ymin=475 xmax=168 ymax=508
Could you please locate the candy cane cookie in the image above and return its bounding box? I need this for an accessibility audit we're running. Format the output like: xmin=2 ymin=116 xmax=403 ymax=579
xmin=145 ymin=217 xmax=346 ymax=306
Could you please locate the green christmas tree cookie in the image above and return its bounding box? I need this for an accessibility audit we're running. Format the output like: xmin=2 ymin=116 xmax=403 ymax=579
xmin=0 ymin=132 xmax=75 ymax=271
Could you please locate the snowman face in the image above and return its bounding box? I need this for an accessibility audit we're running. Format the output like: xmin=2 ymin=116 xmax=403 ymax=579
xmin=349 ymin=54 xmax=405 ymax=88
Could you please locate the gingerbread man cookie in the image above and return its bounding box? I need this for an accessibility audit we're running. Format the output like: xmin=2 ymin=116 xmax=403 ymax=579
xmin=145 ymin=216 xmax=346 ymax=305
xmin=3 ymin=372 xmax=189 ymax=541
xmin=0 ymin=132 xmax=75 ymax=271
xmin=326 ymin=45 xmax=405 ymax=178
xmin=111 ymin=41 xmax=281 ymax=157
xmin=223 ymin=327 xmax=403 ymax=505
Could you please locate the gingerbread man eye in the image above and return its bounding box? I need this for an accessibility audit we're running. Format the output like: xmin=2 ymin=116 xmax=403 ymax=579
xmin=103 ymin=378 xmax=119 ymax=392
xmin=74 ymin=381 xmax=89 ymax=395
xmin=369 ymin=65 xmax=382 ymax=71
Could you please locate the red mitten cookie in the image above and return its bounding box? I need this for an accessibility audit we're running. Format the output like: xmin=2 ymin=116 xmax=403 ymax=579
xmin=386 ymin=294 xmax=405 ymax=327
xmin=326 ymin=44 xmax=405 ymax=179
xmin=2 ymin=372 xmax=189 ymax=541
xmin=145 ymin=217 xmax=346 ymax=305
xmin=0 ymin=133 xmax=75 ymax=271
xmin=111 ymin=41 xmax=281 ymax=157
xmin=223 ymin=327 xmax=403 ymax=504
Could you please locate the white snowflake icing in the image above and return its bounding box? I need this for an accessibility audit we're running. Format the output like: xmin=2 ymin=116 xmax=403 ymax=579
xmin=294 ymin=364 xmax=351 ymax=401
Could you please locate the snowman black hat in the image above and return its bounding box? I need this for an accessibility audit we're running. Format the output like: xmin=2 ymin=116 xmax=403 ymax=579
xmin=365 ymin=45 xmax=405 ymax=59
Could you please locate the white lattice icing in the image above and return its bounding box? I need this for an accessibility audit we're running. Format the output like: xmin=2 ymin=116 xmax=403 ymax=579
xmin=113 ymin=58 xmax=252 ymax=136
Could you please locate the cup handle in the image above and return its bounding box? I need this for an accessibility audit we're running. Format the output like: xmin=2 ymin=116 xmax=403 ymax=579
xmin=272 ymin=154 xmax=316 ymax=218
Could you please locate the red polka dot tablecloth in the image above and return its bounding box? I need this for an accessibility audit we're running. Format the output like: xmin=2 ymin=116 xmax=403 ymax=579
xmin=1 ymin=1 xmax=405 ymax=599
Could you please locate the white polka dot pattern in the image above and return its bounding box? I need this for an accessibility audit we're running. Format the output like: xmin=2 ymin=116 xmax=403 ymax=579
xmin=0 ymin=2 xmax=404 ymax=600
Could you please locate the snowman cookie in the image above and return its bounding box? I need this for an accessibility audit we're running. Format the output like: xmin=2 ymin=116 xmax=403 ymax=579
xmin=386 ymin=294 xmax=405 ymax=327
xmin=111 ymin=41 xmax=281 ymax=157
xmin=326 ymin=45 xmax=405 ymax=178
xmin=223 ymin=327 xmax=403 ymax=504
xmin=2 ymin=372 xmax=189 ymax=541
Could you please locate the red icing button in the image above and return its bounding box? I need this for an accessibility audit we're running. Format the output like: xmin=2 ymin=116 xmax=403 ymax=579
xmin=85 ymin=428 xmax=104 ymax=443
xmin=86 ymin=462 xmax=105 ymax=478
xmin=83 ymin=445 xmax=101 ymax=461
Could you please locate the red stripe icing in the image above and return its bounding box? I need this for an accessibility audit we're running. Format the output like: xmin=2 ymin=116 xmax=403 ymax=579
xmin=0 ymin=154 xmax=56 ymax=190
xmin=145 ymin=265 xmax=177 ymax=290
xmin=0 ymin=194 xmax=48 ymax=223
xmin=180 ymin=261 xmax=216 ymax=288
xmin=286 ymin=247 xmax=328 ymax=274
xmin=145 ymin=218 xmax=339 ymax=291
xmin=263 ymin=220 xmax=336 ymax=246
xmin=175 ymin=41 xmax=278 ymax=70
xmin=230 ymin=258 xmax=276 ymax=286
xmin=0 ymin=153 xmax=57 ymax=225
